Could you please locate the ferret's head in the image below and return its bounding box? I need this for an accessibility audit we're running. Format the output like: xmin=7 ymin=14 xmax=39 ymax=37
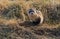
xmin=28 ymin=9 xmax=44 ymax=24
xmin=28 ymin=9 xmax=37 ymax=17
xmin=28 ymin=9 xmax=35 ymax=15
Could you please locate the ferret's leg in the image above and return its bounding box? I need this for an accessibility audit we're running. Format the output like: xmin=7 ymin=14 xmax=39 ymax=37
xmin=37 ymin=11 xmax=44 ymax=24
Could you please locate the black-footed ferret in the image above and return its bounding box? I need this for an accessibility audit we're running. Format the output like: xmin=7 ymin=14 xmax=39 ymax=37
xmin=27 ymin=8 xmax=44 ymax=25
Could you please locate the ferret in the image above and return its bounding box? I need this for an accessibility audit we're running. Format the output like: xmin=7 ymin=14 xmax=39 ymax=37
xmin=27 ymin=8 xmax=44 ymax=25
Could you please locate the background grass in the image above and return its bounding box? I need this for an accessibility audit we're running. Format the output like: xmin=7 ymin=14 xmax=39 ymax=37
xmin=0 ymin=0 xmax=60 ymax=25
xmin=0 ymin=0 xmax=60 ymax=39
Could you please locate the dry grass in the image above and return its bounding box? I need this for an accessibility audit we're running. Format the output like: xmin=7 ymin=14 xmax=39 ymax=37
xmin=0 ymin=0 xmax=60 ymax=39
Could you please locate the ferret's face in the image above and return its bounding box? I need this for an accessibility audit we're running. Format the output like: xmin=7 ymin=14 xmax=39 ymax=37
xmin=28 ymin=9 xmax=44 ymax=24
xmin=29 ymin=12 xmax=37 ymax=17
xmin=28 ymin=9 xmax=39 ymax=21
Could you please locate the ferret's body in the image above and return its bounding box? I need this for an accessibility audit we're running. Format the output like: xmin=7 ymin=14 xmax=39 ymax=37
xmin=27 ymin=9 xmax=44 ymax=25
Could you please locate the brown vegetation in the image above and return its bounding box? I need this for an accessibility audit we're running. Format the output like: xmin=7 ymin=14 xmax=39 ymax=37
xmin=0 ymin=0 xmax=60 ymax=39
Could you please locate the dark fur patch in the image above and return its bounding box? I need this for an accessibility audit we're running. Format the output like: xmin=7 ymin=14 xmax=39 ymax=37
xmin=28 ymin=9 xmax=34 ymax=14
xmin=32 ymin=17 xmax=40 ymax=25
